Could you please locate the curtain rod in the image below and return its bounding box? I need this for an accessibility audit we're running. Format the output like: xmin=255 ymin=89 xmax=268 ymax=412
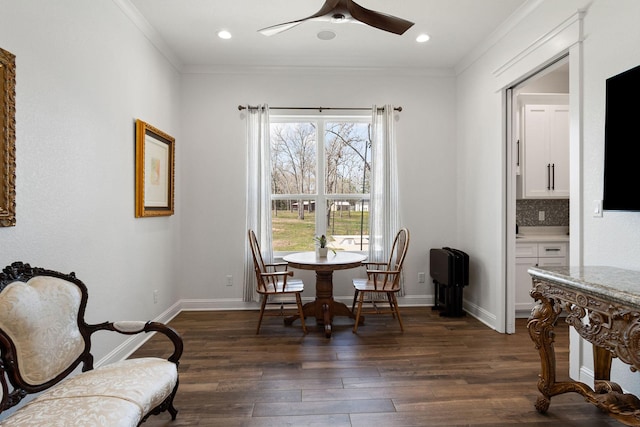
xmin=238 ymin=105 xmax=402 ymax=112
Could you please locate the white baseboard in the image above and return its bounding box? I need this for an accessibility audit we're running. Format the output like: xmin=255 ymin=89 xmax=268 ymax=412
xmin=96 ymin=294 xmax=439 ymax=366
xmin=95 ymin=300 xmax=182 ymax=367
xmin=461 ymin=299 xmax=497 ymax=330
xmin=179 ymin=298 xmax=259 ymax=311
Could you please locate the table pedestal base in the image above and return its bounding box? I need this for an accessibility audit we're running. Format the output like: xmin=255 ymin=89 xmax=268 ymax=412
xmin=283 ymin=251 xmax=367 ymax=338
xmin=286 ymin=270 xmax=363 ymax=338
xmin=301 ymin=298 xmax=361 ymax=338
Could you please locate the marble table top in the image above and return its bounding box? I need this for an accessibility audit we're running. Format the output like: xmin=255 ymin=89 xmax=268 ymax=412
xmin=528 ymin=266 xmax=640 ymax=310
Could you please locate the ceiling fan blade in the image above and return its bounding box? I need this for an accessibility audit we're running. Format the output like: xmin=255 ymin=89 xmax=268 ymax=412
xmin=259 ymin=0 xmax=341 ymax=36
xmin=258 ymin=20 xmax=305 ymax=36
xmin=347 ymin=0 xmax=414 ymax=35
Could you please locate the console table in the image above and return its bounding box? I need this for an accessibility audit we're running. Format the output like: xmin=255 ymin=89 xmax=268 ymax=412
xmin=528 ymin=266 xmax=640 ymax=426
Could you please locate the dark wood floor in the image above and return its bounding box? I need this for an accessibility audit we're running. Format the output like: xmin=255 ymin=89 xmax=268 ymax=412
xmin=133 ymin=307 xmax=621 ymax=426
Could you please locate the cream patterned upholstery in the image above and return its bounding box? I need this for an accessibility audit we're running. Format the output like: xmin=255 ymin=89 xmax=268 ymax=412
xmin=0 ymin=358 xmax=177 ymax=427
xmin=1 ymin=396 xmax=143 ymax=427
xmin=0 ymin=278 xmax=86 ymax=385
xmin=0 ymin=262 xmax=183 ymax=426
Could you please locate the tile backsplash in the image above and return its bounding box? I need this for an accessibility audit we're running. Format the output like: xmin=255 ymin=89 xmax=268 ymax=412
xmin=516 ymin=199 xmax=569 ymax=227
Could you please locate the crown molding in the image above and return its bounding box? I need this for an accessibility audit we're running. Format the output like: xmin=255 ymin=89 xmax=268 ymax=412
xmin=112 ymin=0 xmax=184 ymax=72
xmin=455 ymin=0 xmax=545 ymax=75
xmin=182 ymin=64 xmax=455 ymax=77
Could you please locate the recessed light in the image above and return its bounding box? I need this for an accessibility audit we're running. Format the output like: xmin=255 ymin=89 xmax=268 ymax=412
xmin=416 ymin=33 xmax=430 ymax=43
xmin=218 ymin=30 xmax=232 ymax=40
xmin=317 ymin=30 xmax=336 ymax=41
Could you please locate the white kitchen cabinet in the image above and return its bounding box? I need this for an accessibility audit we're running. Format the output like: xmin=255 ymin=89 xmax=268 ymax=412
xmin=515 ymin=255 xmax=538 ymax=315
xmin=521 ymin=103 xmax=570 ymax=199
xmin=515 ymin=241 xmax=568 ymax=317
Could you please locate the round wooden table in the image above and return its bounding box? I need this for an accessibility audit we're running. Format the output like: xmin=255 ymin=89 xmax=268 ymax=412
xmin=283 ymin=251 xmax=367 ymax=338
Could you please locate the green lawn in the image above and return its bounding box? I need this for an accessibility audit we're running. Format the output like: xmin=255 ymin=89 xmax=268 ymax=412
xmin=272 ymin=209 xmax=369 ymax=251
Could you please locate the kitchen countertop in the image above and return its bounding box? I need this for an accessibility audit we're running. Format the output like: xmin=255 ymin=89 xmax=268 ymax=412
xmin=516 ymin=226 xmax=569 ymax=243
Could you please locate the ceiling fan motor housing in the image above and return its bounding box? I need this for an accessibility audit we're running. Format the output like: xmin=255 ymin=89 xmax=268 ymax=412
xmin=258 ymin=0 xmax=414 ymax=36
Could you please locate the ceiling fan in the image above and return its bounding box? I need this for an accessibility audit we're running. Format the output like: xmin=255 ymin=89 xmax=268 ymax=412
xmin=258 ymin=0 xmax=415 ymax=37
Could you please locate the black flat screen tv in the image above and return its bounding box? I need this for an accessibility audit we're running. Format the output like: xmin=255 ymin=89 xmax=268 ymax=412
xmin=603 ymin=64 xmax=640 ymax=211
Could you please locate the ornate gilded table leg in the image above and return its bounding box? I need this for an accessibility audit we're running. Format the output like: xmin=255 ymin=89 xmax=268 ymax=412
xmin=528 ymin=274 xmax=640 ymax=425
xmin=528 ymin=288 xmax=560 ymax=413
xmin=528 ymin=281 xmax=596 ymax=413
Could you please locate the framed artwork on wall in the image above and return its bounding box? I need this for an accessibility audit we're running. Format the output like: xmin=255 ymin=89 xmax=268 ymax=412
xmin=135 ymin=119 xmax=175 ymax=218
xmin=0 ymin=47 xmax=16 ymax=227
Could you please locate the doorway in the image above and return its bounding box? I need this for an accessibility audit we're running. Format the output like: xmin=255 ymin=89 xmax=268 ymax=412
xmin=505 ymin=56 xmax=571 ymax=333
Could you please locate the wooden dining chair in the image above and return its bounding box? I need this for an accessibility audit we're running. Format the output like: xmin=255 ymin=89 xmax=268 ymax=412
xmin=351 ymin=228 xmax=410 ymax=333
xmin=248 ymin=230 xmax=307 ymax=334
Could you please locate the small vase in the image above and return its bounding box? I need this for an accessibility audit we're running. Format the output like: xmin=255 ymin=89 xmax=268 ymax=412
xmin=316 ymin=247 xmax=328 ymax=258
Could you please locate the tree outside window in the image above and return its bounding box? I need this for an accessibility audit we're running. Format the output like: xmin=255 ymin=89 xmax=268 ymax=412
xmin=270 ymin=116 xmax=370 ymax=253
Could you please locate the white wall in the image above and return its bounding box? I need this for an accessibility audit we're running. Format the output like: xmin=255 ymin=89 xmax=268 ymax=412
xmin=579 ymin=0 xmax=640 ymax=396
xmin=456 ymin=0 xmax=640 ymax=394
xmin=0 ymin=0 xmax=457 ymax=367
xmin=582 ymin=2 xmax=640 ymax=270
xmin=0 ymin=0 xmax=182 ymax=360
xmin=4 ymin=0 xmax=639 ymax=405
xmin=179 ymin=68 xmax=458 ymax=305
xmin=456 ymin=0 xmax=588 ymax=327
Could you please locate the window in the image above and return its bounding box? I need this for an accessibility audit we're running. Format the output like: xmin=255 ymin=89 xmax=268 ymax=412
xmin=270 ymin=116 xmax=371 ymax=254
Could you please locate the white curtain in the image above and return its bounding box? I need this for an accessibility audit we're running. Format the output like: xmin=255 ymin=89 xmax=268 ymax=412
xmin=243 ymin=105 xmax=273 ymax=302
xmin=369 ymin=104 xmax=402 ymax=293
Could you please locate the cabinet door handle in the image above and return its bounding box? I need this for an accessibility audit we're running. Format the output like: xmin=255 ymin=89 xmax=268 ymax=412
xmin=544 ymin=248 xmax=561 ymax=252
xmin=516 ymin=140 xmax=520 ymax=166
xmin=551 ymin=163 xmax=555 ymax=190
xmin=547 ymin=164 xmax=551 ymax=190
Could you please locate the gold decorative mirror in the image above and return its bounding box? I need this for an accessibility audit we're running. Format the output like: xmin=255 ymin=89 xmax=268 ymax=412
xmin=0 ymin=47 xmax=16 ymax=227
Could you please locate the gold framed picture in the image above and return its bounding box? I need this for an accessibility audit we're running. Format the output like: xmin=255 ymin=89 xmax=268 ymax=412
xmin=0 ymin=47 xmax=16 ymax=227
xmin=135 ymin=119 xmax=175 ymax=217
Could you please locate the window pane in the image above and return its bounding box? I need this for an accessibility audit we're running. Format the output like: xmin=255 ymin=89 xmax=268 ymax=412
xmin=272 ymin=199 xmax=316 ymax=252
xmin=325 ymin=122 xmax=370 ymax=195
xmin=269 ymin=117 xmax=371 ymax=253
xmin=271 ymin=122 xmax=317 ymax=195
xmin=325 ymin=199 xmax=369 ymax=251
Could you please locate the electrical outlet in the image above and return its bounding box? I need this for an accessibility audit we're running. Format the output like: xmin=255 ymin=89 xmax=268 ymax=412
xmin=153 ymin=290 xmax=158 ymax=304
xmin=538 ymin=211 xmax=545 ymax=221
xmin=226 ymin=275 xmax=233 ymax=286
xmin=418 ymin=272 xmax=426 ymax=283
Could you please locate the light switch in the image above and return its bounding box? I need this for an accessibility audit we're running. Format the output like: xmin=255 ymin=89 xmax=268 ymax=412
xmin=594 ymin=200 xmax=603 ymax=217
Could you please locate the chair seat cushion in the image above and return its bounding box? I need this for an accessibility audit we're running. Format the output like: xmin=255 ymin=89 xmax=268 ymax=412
xmin=353 ymin=278 xmax=399 ymax=292
xmin=0 ymin=357 xmax=177 ymax=427
xmin=261 ymin=279 xmax=304 ymax=294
